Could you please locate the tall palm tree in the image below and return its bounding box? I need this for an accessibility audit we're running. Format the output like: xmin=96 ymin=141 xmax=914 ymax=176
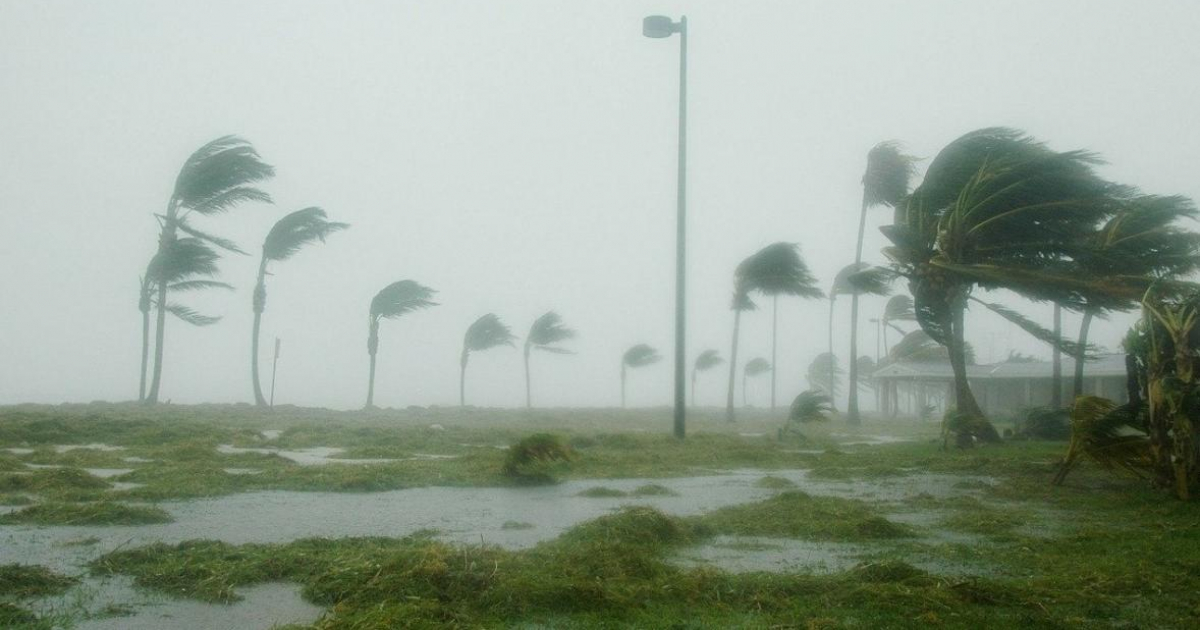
xmin=829 ymin=263 xmax=891 ymax=422
xmin=524 ymin=312 xmax=576 ymax=408
xmin=137 ymin=238 xmax=232 ymax=400
xmin=880 ymin=128 xmax=1144 ymax=419
xmin=1068 ymin=195 xmax=1200 ymax=397
xmin=850 ymin=142 xmax=918 ymax=422
xmin=250 ymin=208 xmax=348 ymax=407
xmin=621 ymin=344 xmax=661 ymax=408
xmin=742 ymin=357 xmax=771 ymax=407
xmin=726 ymin=243 xmax=823 ymax=422
xmin=145 ymin=136 xmax=274 ymax=404
xmin=880 ymin=295 xmax=915 ymax=357
xmin=691 ymin=349 xmax=724 ymax=407
xmin=365 ymin=280 xmax=437 ymax=409
xmin=460 ymin=313 xmax=516 ymax=407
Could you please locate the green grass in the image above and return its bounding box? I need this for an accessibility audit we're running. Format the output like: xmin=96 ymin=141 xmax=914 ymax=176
xmin=631 ymin=484 xmax=678 ymax=497
xmin=697 ymin=491 xmax=915 ymax=541
xmin=577 ymin=486 xmax=627 ymax=498
xmin=0 ymin=564 xmax=78 ymax=598
xmin=0 ymin=501 xmax=172 ymax=525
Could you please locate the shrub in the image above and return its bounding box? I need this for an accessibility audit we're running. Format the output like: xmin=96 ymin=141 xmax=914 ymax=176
xmin=502 ymin=434 xmax=572 ymax=483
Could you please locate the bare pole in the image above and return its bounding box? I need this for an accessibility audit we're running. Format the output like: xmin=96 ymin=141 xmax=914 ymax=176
xmin=672 ymin=16 xmax=689 ymax=439
xmin=269 ymin=337 xmax=280 ymax=409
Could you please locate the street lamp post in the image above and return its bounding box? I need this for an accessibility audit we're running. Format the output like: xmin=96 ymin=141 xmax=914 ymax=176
xmin=643 ymin=15 xmax=688 ymax=440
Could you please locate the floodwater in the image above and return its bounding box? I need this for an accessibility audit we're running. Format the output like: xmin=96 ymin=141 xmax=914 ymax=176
xmin=1 ymin=467 xmax=991 ymax=628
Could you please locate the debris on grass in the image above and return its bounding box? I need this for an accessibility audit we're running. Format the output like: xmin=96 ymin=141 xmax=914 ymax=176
xmin=0 ymin=501 xmax=172 ymax=525
xmin=698 ymin=491 xmax=914 ymax=541
xmin=0 ymin=564 xmax=79 ymax=598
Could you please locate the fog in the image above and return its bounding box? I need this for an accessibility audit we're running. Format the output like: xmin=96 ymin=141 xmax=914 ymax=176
xmin=2 ymin=0 xmax=1198 ymax=410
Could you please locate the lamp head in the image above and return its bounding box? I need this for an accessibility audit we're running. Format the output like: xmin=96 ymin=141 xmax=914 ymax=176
xmin=643 ymin=15 xmax=678 ymax=38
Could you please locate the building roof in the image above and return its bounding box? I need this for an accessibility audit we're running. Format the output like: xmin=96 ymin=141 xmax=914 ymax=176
xmin=872 ymin=353 xmax=1127 ymax=381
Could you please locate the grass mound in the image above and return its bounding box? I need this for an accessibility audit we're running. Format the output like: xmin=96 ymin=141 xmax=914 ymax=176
xmin=0 ymin=467 xmax=110 ymax=495
xmin=631 ymin=484 xmax=679 ymax=496
xmin=0 ymin=564 xmax=78 ymax=598
xmin=698 ymin=492 xmax=914 ymax=541
xmin=0 ymin=501 xmax=172 ymax=525
xmin=0 ymin=603 xmax=37 ymax=626
xmin=578 ymin=486 xmax=627 ymax=498
xmin=503 ymin=434 xmax=572 ymax=484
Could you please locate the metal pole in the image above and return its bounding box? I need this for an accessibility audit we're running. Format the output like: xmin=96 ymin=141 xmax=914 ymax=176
xmin=672 ymin=16 xmax=688 ymax=440
xmin=269 ymin=337 xmax=280 ymax=409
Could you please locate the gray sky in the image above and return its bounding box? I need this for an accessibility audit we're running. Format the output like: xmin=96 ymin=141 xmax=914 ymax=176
xmin=2 ymin=0 xmax=1199 ymax=410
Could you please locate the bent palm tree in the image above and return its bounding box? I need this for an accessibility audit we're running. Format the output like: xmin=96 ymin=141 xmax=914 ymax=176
xmin=742 ymin=357 xmax=771 ymax=407
xmin=836 ymin=264 xmax=892 ymax=423
xmin=251 ymin=208 xmax=348 ymax=406
xmin=881 ymin=128 xmax=1142 ymax=419
xmin=691 ymin=349 xmax=724 ymax=407
xmin=621 ymin=344 xmax=661 ymax=408
xmin=365 ymin=281 xmax=437 ymax=409
xmin=727 ymin=243 xmax=823 ymax=422
xmin=460 ymin=313 xmax=516 ymax=406
xmin=138 ymin=238 xmax=232 ymax=400
xmin=880 ymin=295 xmax=915 ymax=358
xmin=145 ymin=136 xmax=274 ymax=404
xmin=807 ymin=352 xmax=842 ymax=402
xmin=524 ymin=312 xmax=576 ymax=408
xmin=784 ymin=389 xmax=834 ymax=439
xmin=850 ymin=142 xmax=918 ymax=423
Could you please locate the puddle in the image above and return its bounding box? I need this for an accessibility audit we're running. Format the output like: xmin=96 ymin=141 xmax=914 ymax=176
xmin=223 ymin=468 xmax=264 ymax=476
xmin=5 ymin=447 xmax=36 ymax=455
xmin=215 ymin=445 xmax=394 ymax=466
xmin=675 ymin=535 xmax=864 ymax=573
xmin=84 ymin=468 xmax=134 ymax=479
xmin=737 ymin=432 xmax=766 ymax=438
xmin=55 ymin=444 xmax=126 ymax=453
xmin=831 ymin=434 xmax=916 ymax=446
xmin=260 ymin=430 xmax=282 ymax=440
xmin=122 ymin=457 xmax=154 ymax=464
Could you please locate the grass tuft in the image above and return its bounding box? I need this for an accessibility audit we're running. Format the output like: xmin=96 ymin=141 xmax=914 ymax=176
xmin=0 ymin=564 xmax=78 ymax=598
xmin=0 ymin=501 xmax=172 ymax=525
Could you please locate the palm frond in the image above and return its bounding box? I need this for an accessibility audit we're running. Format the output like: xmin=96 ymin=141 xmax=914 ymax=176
xmin=845 ymin=264 xmax=895 ymax=296
xmin=886 ymin=329 xmax=976 ymax=365
xmin=172 ymin=136 xmax=275 ymax=214
xmin=370 ymin=280 xmax=438 ymax=320
xmin=806 ymin=352 xmax=842 ymax=396
xmin=694 ymin=349 xmax=724 ymax=372
xmin=971 ymin=298 xmax=1093 ymax=360
xmin=168 ymin=280 xmax=234 ymax=292
xmin=736 ymin=242 xmax=824 ymax=299
xmin=623 ymin=344 xmax=661 ymax=368
xmin=744 ymin=357 xmax=772 ymax=377
xmin=863 ymin=141 xmax=919 ymax=208
xmin=464 ymin=313 xmax=517 ymax=352
xmin=788 ymin=390 xmax=833 ymax=423
xmin=1054 ymin=396 xmax=1150 ymax=484
xmin=528 ymin=311 xmax=576 ymax=350
xmin=263 ymin=207 xmax=350 ymax=262
xmin=148 ymin=238 xmax=222 ymax=284
xmin=175 ymin=219 xmax=247 ymax=255
xmin=165 ymin=303 xmax=221 ymax=326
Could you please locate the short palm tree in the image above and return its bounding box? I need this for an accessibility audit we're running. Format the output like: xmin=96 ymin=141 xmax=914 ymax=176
xmin=880 ymin=295 xmax=915 ymax=356
xmin=850 ymin=142 xmax=917 ymax=422
xmin=144 ymin=136 xmax=274 ymax=404
xmin=880 ymin=128 xmax=1143 ymax=419
xmin=691 ymin=349 xmax=724 ymax=407
xmin=726 ymin=243 xmax=823 ymax=422
xmin=621 ymin=344 xmax=661 ymax=408
xmin=365 ymin=280 xmax=437 ymax=409
xmin=138 ymin=238 xmax=232 ymax=400
xmin=784 ymin=389 xmax=834 ymax=438
xmin=251 ymin=208 xmax=348 ymax=407
xmin=460 ymin=313 xmax=516 ymax=407
xmin=524 ymin=312 xmax=576 ymax=408
xmin=1052 ymin=395 xmax=1149 ymax=485
xmin=806 ymin=352 xmax=842 ymax=401
xmin=742 ymin=357 xmax=772 ymax=407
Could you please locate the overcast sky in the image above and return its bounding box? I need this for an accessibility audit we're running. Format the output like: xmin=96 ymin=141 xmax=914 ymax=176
xmin=2 ymin=1 xmax=1199 ymax=411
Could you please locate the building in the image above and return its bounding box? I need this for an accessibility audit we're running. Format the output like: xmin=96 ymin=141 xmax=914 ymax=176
xmin=870 ymin=353 xmax=1129 ymax=418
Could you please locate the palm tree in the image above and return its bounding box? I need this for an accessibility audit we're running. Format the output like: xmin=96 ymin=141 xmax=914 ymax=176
xmin=850 ymin=142 xmax=918 ymax=423
xmin=251 ymin=208 xmax=348 ymax=407
xmin=829 ymin=263 xmax=891 ymax=422
xmin=137 ymin=238 xmax=232 ymax=400
xmin=742 ymin=357 xmax=771 ymax=407
xmin=784 ymin=389 xmax=834 ymax=438
xmin=726 ymin=242 xmax=823 ymax=422
xmin=621 ymin=344 xmax=661 ymax=408
xmin=880 ymin=295 xmax=915 ymax=356
xmin=880 ymin=128 xmax=1144 ymax=419
xmin=806 ymin=352 xmax=842 ymax=401
xmin=145 ymin=136 xmax=274 ymax=404
xmin=1068 ymin=195 xmax=1200 ymax=398
xmin=460 ymin=313 xmax=516 ymax=407
xmin=524 ymin=312 xmax=576 ymax=408
xmin=691 ymin=349 xmax=724 ymax=407
xmin=365 ymin=280 xmax=437 ymax=409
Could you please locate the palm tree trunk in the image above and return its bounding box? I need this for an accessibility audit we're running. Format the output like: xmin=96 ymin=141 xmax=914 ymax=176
xmin=251 ymin=260 xmax=269 ymax=407
xmin=726 ymin=308 xmax=742 ymax=422
xmin=366 ymin=319 xmax=379 ymax=409
xmin=460 ymin=351 xmax=468 ymax=407
xmin=524 ymin=343 xmax=532 ymax=409
xmin=691 ymin=369 xmax=697 ymax=407
xmin=847 ymin=193 xmax=869 ymax=423
xmin=882 ymin=318 xmax=889 ymax=360
xmin=827 ymin=298 xmax=837 ymax=411
xmin=948 ymin=301 xmax=984 ymax=418
xmin=770 ymin=296 xmax=778 ymax=413
xmin=1052 ymin=303 xmax=1063 ymax=408
xmin=742 ymin=373 xmax=747 ymax=407
xmin=1072 ymin=309 xmax=1095 ymax=400
xmin=621 ymin=364 xmax=627 ymax=409
xmin=139 ymin=303 xmax=150 ymax=402
xmin=145 ymin=212 xmax=178 ymax=405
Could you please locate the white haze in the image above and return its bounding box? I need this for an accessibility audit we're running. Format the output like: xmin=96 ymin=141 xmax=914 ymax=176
xmin=2 ymin=0 xmax=1199 ymax=411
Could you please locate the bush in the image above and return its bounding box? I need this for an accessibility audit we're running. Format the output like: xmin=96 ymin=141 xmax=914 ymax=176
xmin=502 ymin=434 xmax=572 ymax=483
xmin=1014 ymin=406 xmax=1070 ymax=440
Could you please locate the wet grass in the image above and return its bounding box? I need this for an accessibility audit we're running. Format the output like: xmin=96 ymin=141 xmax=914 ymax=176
xmin=0 ymin=501 xmax=172 ymax=525
xmin=577 ymin=486 xmax=626 ymax=498
xmin=698 ymin=491 xmax=915 ymax=541
xmin=0 ymin=564 xmax=78 ymax=598
xmin=631 ymin=484 xmax=678 ymax=496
